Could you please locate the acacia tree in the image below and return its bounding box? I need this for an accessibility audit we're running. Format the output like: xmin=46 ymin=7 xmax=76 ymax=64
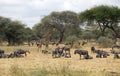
xmin=0 ymin=16 xmax=11 ymax=43
xmin=5 ymin=21 xmax=26 ymax=45
xmin=24 ymin=27 xmax=36 ymax=45
xmin=33 ymin=23 xmax=47 ymax=39
xmin=41 ymin=11 xmax=80 ymax=43
xmin=79 ymin=5 xmax=120 ymax=39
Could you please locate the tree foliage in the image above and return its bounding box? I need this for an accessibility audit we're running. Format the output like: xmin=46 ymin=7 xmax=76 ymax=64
xmin=0 ymin=5 xmax=120 ymax=45
xmin=41 ymin=11 xmax=80 ymax=43
xmin=5 ymin=21 xmax=27 ymax=45
xmin=0 ymin=16 xmax=11 ymax=41
xmin=79 ymin=5 xmax=120 ymax=38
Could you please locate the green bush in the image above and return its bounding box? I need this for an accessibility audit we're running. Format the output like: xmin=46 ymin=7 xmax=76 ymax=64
xmin=97 ymin=37 xmax=114 ymax=48
xmin=66 ymin=35 xmax=79 ymax=42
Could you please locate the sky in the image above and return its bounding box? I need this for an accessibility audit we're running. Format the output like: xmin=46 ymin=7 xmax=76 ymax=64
xmin=0 ymin=0 xmax=120 ymax=28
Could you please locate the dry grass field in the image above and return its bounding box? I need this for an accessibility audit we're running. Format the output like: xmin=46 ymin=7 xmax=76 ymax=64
xmin=0 ymin=42 xmax=120 ymax=76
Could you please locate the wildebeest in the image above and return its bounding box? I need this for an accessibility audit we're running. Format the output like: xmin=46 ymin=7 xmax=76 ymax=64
xmin=52 ymin=47 xmax=64 ymax=58
xmin=110 ymin=49 xmax=120 ymax=59
xmin=114 ymin=54 xmax=120 ymax=59
xmin=42 ymin=50 xmax=51 ymax=54
xmin=110 ymin=49 xmax=120 ymax=54
xmin=95 ymin=50 xmax=110 ymax=58
xmin=52 ymin=50 xmax=60 ymax=58
xmin=0 ymin=54 xmax=11 ymax=58
xmin=9 ymin=53 xmax=16 ymax=58
xmin=52 ymin=46 xmax=71 ymax=58
xmin=56 ymin=42 xmax=59 ymax=46
xmin=65 ymin=42 xmax=72 ymax=46
xmin=91 ymin=47 xmax=109 ymax=58
xmin=63 ymin=46 xmax=71 ymax=58
xmin=51 ymin=41 xmax=56 ymax=45
xmin=36 ymin=42 xmax=40 ymax=47
xmin=74 ymin=50 xmax=89 ymax=59
xmin=83 ymin=54 xmax=93 ymax=59
xmin=14 ymin=49 xmax=30 ymax=57
xmin=82 ymin=41 xmax=87 ymax=46
xmin=112 ymin=44 xmax=120 ymax=49
xmin=64 ymin=53 xmax=71 ymax=58
xmin=78 ymin=41 xmax=80 ymax=45
xmin=0 ymin=49 xmax=7 ymax=58
xmin=63 ymin=46 xmax=70 ymax=53
xmin=91 ymin=46 xmax=96 ymax=53
xmin=0 ymin=49 xmax=4 ymax=54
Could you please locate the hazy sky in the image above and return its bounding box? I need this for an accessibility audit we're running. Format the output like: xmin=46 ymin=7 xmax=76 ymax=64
xmin=0 ymin=0 xmax=120 ymax=28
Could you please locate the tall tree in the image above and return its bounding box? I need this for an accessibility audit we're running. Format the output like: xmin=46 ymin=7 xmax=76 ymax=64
xmin=33 ymin=23 xmax=46 ymax=39
xmin=24 ymin=27 xmax=36 ymax=44
xmin=79 ymin=5 xmax=120 ymax=38
xmin=41 ymin=11 xmax=80 ymax=43
xmin=5 ymin=21 xmax=26 ymax=45
xmin=0 ymin=16 xmax=11 ymax=42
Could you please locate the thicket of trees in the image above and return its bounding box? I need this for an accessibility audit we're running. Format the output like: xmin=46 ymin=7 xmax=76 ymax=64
xmin=0 ymin=17 xmax=35 ymax=45
xmin=0 ymin=5 xmax=120 ymax=46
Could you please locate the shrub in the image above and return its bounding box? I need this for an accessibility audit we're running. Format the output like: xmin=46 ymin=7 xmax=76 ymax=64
xmin=97 ymin=37 xmax=114 ymax=48
xmin=66 ymin=35 xmax=79 ymax=42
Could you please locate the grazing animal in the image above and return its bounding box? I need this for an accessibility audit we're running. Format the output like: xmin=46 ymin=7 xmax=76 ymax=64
xmin=65 ymin=43 xmax=69 ymax=45
xmin=83 ymin=54 xmax=93 ymax=59
xmin=90 ymin=47 xmax=110 ymax=58
xmin=0 ymin=49 xmax=4 ymax=54
xmin=63 ymin=47 xmax=70 ymax=53
xmin=91 ymin=46 xmax=96 ymax=53
xmin=114 ymin=54 xmax=120 ymax=59
xmin=110 ymin=49 xmax=120 ymax=59
xmin=103 ymin=54 xmax=108 ymax=58
xmin=52 ymin=50 xmax=59 ymax=58
xmin=52 ymin=47 xmax=64 ymax=58
xmin=0 ymin=49 xmax=6 ymax=58
xmin=56 ymin=42 xmax=59 ymax=46
xmin=82 ymin=41 xmax=87 ymax=46
xmin=74 ymin=50 xmax=88 ymax=59
xmin=14 ymin=49 xmax=30 ymax=57
xmin=110 ymin=50 xmax=120 ymax=54
xmin=36 ymin=42 xmax=40 ymax=47
xmin=42 ymin=50 xmax=48 ymax=54
xmin=42 ymin=50 xmax=51 ymax=54
xmin=64 ymin=53 xmax=71 ymax=58
xmin=63 ymin=46 xmax=71 ymax=57
xmin=96 ymin=54 xmax=102 ymax=58
xmin=95 ymin=50 xmax=109 ymax=58
xmin=51 ymin=42 xmax=59 ymax=46
xmin=78 ymin=42 xmax=80 ymax=45
xmin=56 ymin=47 xmax=64 ymax=57
xmin=52 ymin=46 xmax=71 ymax=58
xmin=112 ymin=44 xmax=120 ymax=49
xmin=9 ymin=53 xmax=16 ymax=58
xmin=51 ymin=42 xmax=56 ymax=45
xmin=0 ymin=54 xmax=10 ymax=58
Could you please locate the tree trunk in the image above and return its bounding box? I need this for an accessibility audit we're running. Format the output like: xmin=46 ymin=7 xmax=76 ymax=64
xmin=108 ymin=26 xmax=120 ymax=38
xmin=59 ymin=31 xmax=64 ymax=43
xmin=71 ymin=41 xmax=74 ymax=48
xmin=8 ymin=38 xmax=12 ymax=46
xmin=98 ymin=22 xmax=107 ymax=36
xmin=101 ymin=26 xmax=106 ymax=36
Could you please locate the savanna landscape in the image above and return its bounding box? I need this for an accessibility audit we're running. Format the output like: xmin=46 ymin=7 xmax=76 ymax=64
xmin=0 ymin=2 xmax=120 ymax=76
xmin=0 ymin=41 xmax=120 ymax=76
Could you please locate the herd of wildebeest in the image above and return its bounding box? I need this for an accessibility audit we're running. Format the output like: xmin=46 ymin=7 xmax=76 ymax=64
xmin=0 ymin=40 xmax=120 ymax=60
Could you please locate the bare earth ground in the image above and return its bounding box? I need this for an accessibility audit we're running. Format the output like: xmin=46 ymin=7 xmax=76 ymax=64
xmin=0 ymin=42 xmax=120 ymax=76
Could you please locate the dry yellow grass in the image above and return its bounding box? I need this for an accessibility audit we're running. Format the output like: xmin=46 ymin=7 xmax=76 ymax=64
xmin=0 ymin=42 xmax=120 ymax=76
